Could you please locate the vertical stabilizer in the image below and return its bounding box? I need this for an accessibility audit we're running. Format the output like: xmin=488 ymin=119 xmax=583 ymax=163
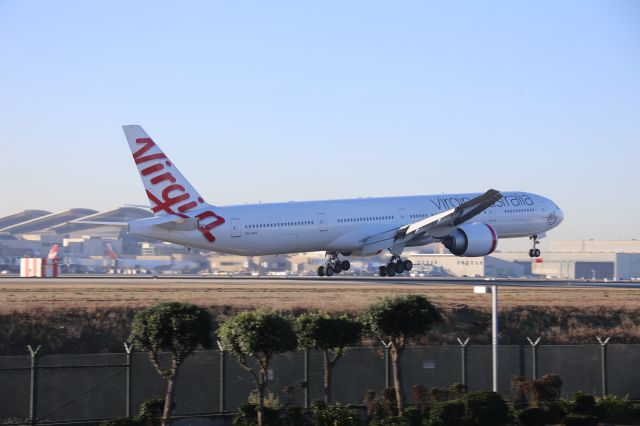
xmin=122 ymin=125 xmax=207 ymax=216
xmin=47 ymin=244 xmax=59 ymax=260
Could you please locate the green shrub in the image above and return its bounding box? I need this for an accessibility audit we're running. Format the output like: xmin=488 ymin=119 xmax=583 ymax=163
xmin=369 ymin=416 xmax=409 ymax=426
xmin=311 ymin=401 xmax=361 ymax=426
xmin=368 ymin=407 xmax=426 ymax=426
xmin=99 ymin=419 xmax=141 ymax=426
xmin=282 ymin=405 xmax=310 ymax=426
xmin=595 ymin=395 xmax=635 ymax=423
xmin=137 ymin=398 xmax=163 ymax=424
xmin=562 ymin=414 xmax=597 ymax=426
xmin=427 ymin=400 xmax=466 ymax=426
xmin=402 ymin=406 xmax=426 ymax=426
xmin=99 ymin=398 xmax=163 ymax=426
xmin=568 ymin=392 xmax=596 ymax=416
xmin=233 ymin=403 xmax=280 ymax=426
xmin=544 ymin=402 xmax=566 ymax=424
xmin=463 ymin=391 xmax=511 ymax=426
xmin=517 ymin=407 xmax=546 ymax=426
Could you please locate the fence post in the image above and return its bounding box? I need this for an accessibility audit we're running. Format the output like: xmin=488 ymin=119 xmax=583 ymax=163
xmin=596 ymin=336 xmax=611 ymax=396
xmin=382 ymin=342 xmax=392 ymax=389
xmin=124 ymin=342 xmax=133 ymax=418
xmin=217 ymin=341 xmax=226 ymax=412
xmin=303 ymin=349 xmax=310 ymax=409
xmin=526 ymin=337 xmax=541 ymax=380
xmin=27 ymin=345 xmax=41 ymax=425
xmin=456 ymin=338 xmax=470 ymax=387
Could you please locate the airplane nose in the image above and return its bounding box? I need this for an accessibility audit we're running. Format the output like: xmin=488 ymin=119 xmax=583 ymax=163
xmin=555 ymin=208 xmax=564 ymax=224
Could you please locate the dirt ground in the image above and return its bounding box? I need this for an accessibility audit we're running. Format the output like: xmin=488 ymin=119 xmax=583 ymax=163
xmin=1 ymin=276 xmax=639 ymax=313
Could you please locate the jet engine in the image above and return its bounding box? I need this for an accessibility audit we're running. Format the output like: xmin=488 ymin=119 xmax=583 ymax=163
xmin=441 ymin=222 xmax=498 ymax=257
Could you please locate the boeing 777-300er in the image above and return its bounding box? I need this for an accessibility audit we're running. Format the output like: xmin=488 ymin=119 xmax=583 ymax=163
xmin=82 ymin=125 xmax=564 ymax=277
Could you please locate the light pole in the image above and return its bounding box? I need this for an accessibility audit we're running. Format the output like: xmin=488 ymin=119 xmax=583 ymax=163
xmin=474 ymin=285 xmax=498 ymax=392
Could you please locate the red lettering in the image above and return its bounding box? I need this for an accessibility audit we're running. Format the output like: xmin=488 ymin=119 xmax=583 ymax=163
xmin=178 ymin=201 xmax=198 ymax=213
xmin=150 ymin=172 xmax=177 ymax=185
xmin=161 ymin=184 xmax=190 ymax=205
xmin=147 ymin=190 xmax=174 ymax=214
xmin=196 ymin=210 xmax=225 ymax=242
xmin=135 ymin=153 xmax=167 ymax=165
xmin=133 ymin=138 xmax=155 ymax=159
xmin=141 ymin=163 xmax=164 ymax=176
xmin=146 ymin=185 xmax=190 ymax=214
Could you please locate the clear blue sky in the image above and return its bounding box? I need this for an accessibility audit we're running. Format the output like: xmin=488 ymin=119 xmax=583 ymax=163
xmin=1 ymin=1 xmax=638 ymax=241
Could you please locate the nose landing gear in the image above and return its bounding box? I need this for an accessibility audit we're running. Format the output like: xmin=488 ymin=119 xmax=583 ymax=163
xmin=529 ymin=235 xmax=541 ymax=258
xmin=378 ymin=255 xmax=412 ymax=277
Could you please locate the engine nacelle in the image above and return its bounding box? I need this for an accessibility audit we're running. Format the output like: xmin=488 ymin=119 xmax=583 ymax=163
xmin=442 ymin=222 xmax=498 ymax=257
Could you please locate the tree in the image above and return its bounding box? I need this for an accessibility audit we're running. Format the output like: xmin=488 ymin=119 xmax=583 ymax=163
xmin=294 ymin=311 xmax=362 ymax=403
xmin=218 ymin=310 xmax=297 ymax=426
xmin=361 ymin=294 xmax=441 ymax=415
xmin=129 ymin=302 xmax=214 ymax=426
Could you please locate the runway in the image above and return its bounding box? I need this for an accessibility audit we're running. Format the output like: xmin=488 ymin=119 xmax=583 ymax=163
xmin=3 ymin=274 xmax=637 ymax=289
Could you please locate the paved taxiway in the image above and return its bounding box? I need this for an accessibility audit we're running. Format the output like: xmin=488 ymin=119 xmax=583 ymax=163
xmin=2 ymin=275 xmax=636 ymax=288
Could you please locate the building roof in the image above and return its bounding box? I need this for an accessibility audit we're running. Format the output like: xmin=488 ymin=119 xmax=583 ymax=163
xmin=0 ymin=210 xmax=51 ymax=229
xmin=0 ymin=208 xmax=98 ymax=235
xmin=50 ymin=207 xmax=152 ymax=234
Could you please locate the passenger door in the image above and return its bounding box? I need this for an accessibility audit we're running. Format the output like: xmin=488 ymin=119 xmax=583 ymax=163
xmin=317 ymin=213 xmax=328 ymax=231
xmin=230 ymin=218 xmax=242 ymax=238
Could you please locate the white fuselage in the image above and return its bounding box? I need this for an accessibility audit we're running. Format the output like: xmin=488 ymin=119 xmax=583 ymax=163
xmin=130 ymin=191 xmax=564 ymax=256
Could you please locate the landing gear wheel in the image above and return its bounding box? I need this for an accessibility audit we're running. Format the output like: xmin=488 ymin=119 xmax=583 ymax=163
xmin=325 ymin=265 xmax=334 ymax=277
xmin=529 ymin=249 xmax=535 ymax=258
xmin=386 ymin=265 xmax=396 ymax=277
xmin=395 ymin=261 xmax=405 ymax=274
xmin=387 ymin=263 xmax=397 ymax=277
xmin=379 ymin=265 xmax=387 ymax=277
xmin=534 ymin=248 xmax=541 ymax=257
xmin=333 ymin=262 xmax=342 ymax=274
xmin=317 ymin=266 xmax=325 ymax=277
xmin=341 ymin=260 xmax=351 ymax=271
xmin=403 ymin=260 xmax=413 ymax=271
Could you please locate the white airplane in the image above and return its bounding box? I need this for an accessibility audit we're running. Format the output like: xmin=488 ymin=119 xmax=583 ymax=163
xmin=87 ymin=125 xmax=564 ymax=277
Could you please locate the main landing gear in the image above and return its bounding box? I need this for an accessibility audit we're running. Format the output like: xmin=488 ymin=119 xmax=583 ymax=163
xmin=378 ymin=255 xmax=413 ymax=277
xmin=317 ymin=254 xmax=351 ymax=277
xmin=529 ymin=235 xmax=541 ymax=258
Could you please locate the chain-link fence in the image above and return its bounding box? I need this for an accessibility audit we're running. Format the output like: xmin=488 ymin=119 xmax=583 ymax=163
xmin=1 ymin=343 xmax=637 ymax=424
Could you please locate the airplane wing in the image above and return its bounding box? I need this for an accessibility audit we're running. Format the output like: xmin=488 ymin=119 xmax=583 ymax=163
xmin=361 ymin=189 xmax=502 ymax=255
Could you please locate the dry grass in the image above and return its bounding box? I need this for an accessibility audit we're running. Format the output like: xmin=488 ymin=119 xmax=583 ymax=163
xmin=2 ymin=277 xmax=639 ymax=313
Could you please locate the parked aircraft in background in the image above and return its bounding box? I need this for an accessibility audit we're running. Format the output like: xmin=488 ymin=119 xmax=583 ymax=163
xmin=105 ymin=243 xmax=199 ymax=272
xmin=81 ymin=126 xmax=564 ymax=277
xmin=47 ymin=244 xmax=59 ymax=260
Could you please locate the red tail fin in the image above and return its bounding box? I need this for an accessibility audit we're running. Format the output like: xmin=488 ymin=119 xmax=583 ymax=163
xmin=105 ymin=243 xmax=119 ymax=260
xmin=47 ymin=244 xmax=58 ymax=260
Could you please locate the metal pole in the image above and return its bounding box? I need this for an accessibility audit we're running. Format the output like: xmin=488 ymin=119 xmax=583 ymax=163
xmin=383 ymin=342 xmax=391 ymax=389
xmin=526 ymin=337 xmax=541 ymax=380
xmin=457 ymin=338 xmax=470 ymax=387
xmin=303 ymin=349 xmax=310 ymax=409
xmin=217 ymin=341 xmax=226 ymax=412
xmin=124 ymin=342 xmax=133 ymax=418
xmin=492 ymin=285 xmax=498 ymax=392
xmin=27 ymin=345 xmax=41 ymax=425
xmin=596 ymin=336 xmax=611 ymax=396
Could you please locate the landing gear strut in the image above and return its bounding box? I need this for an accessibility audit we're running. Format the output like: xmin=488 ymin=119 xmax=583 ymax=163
xmin=529 ymin=235 xmax=541 ymax=258
xmin=317 ymin=253 xmax=351 ymax=277
xmin=378 ymin=254 xmax=412 ymax=277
